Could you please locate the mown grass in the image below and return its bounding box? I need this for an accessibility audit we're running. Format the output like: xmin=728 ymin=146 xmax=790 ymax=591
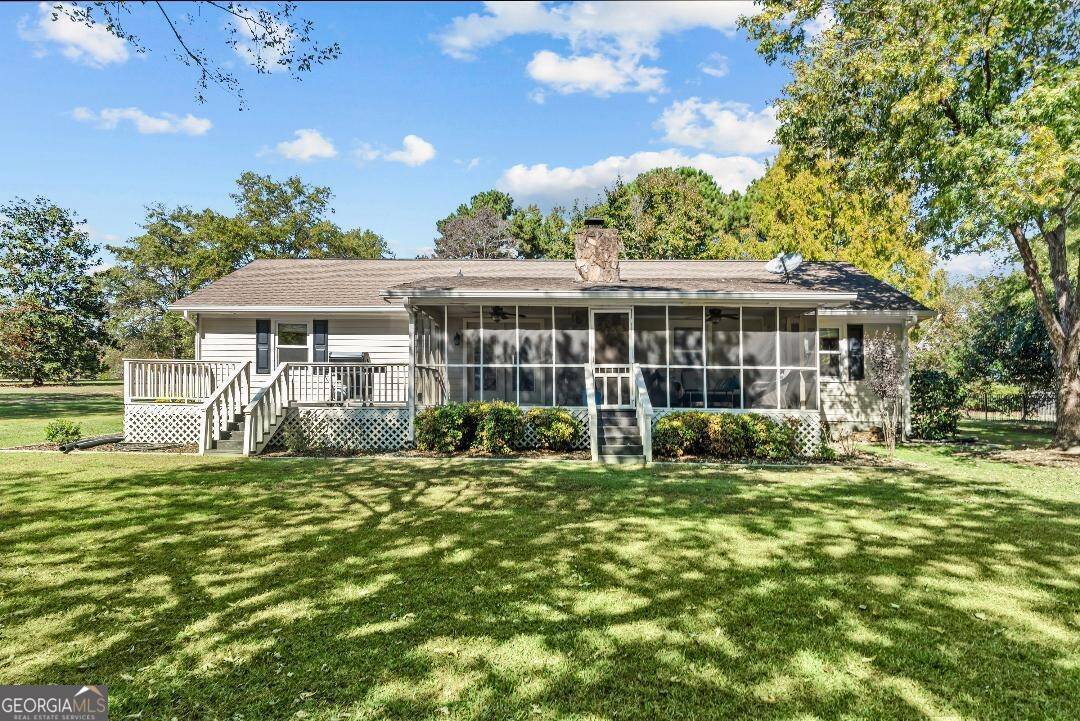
xmin=0 ymin=382 xmax=124 ymax=447
xmin=1 ymin=446 xmax=1077 ymax=720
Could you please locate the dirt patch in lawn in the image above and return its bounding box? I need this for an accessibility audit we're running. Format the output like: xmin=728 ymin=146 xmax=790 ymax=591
xmin=981 ymin=447 xmax=1080 ymax=468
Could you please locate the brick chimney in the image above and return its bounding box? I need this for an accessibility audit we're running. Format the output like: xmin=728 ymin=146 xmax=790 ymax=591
xmin=574 ymin=218 xmax=621 ymax=283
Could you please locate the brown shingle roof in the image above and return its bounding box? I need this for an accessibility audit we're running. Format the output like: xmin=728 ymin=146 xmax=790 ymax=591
xmin=173 ymin=258 xmax=931 ymax=313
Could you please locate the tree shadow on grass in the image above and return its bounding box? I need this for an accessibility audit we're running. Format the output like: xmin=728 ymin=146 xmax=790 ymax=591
xmin=0 ymin=393 xmax=123 ymax=421
xmin=0 ymin=456 xmax=1077 ymax=720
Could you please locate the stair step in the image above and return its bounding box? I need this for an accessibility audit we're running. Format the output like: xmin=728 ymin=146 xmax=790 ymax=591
xmin=598 ymin=416 xmax=638 ymax=428
xmin=598 ymin=442 xmax=643 ymax=455
xmin=601 ymin=425 xmax=640 ymax=438
xmin=213 ymin=438 xmax=244 ymax=452
xmin=598 ymin=454 xmax=645 ymax=465
xmin=205 ymin=447 xmax=243 ymax=455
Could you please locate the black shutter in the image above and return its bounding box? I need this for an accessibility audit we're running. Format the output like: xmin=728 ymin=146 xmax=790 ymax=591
xmin=847 ymin=324 xmax=865 ymax=381
xmin=256 ymin=319 xmax=271 ymax=374
xmin=313 ymin=319 xmax=328 ymax=362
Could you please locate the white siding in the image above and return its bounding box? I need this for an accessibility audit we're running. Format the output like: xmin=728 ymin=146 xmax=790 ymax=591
xmin=819 ymin=322 xmax=902 ymax=430
xmin=198 ymin=312 xmax=409 ymax=389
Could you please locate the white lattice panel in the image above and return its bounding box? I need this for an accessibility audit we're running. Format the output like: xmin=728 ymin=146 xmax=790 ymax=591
xmin=267 ymin=407 xmax=411 ymax=451
xmin=651 ymin=409 xmax=821 ymax=457
xmin=520 ymin=407 xmax=590 ymax=450
xmin=124 ymin=403 xmax=201 ymax=445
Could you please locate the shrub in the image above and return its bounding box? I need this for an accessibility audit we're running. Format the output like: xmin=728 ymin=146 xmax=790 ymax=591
xmin=282 ymin=424 xmax=308 ymax=454
xmin=653 ymin=412 xmax=801 ymax=461
xmin=526 ymin=407 xmax=582 ymax=451
xmin=911 ymin=369 xmax=964 ymax=440
xmin=653 ymin=413 xmax=697 ymax=457
xmin=44 ymin=418 xmax=82 ymax=445
xmin=703 ymin=413 xmax=748 ymax=458
xmin=474 ymin=401 xmax=524 ymax=454
xmin=415 ymin=403 xmax=470 ymax=453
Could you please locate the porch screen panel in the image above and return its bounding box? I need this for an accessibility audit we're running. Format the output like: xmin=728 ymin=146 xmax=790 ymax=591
xmin=483 ymin=306 xmax=516 ymax=364
xmin=519 ymin=366 xmax=553 ymax=406
xmin=744 ymin=368 xmax=778 ymax=409
xmin=555 ymin=367 xmax=586 ymax=406
xmin=518 ymin=306 xmax=553 ymax=364
xmin=780 ymin=369 xmax=817 ymax=410
xmin=706 ymin=308 xmax=740 ymax=367
xmin=707 ymin=369 xmax=741 ymax=408
xmin=669 ymin=306 xmax=704 ymax=366
xmin=448 ymin=366 xmax=482 ymax=403
xmin=741 ymin=307 xmax=777 ymax=367
xmin=779 ymin=308 xmax=816 ymax=368
xmin=415 ymin=306 xmax=446 ymax=367
xmin=670 ymin=367 xmax=704 ymax=408
xmin=446 ymin=306 xmax=481 ymax=365
xmin=484 ymin=365 xmax=516 ymax=402
xmin=633 ymin=306 xmax=666 ymax=365
xmin=641 ymin=367 xmax=668 ymax=408
xmin=554 ymin=307 xmax=589 ymax=364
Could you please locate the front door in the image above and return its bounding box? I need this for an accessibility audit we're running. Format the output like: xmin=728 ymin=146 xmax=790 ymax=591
xmin=591 ymin=310 xmax=632 ymax=408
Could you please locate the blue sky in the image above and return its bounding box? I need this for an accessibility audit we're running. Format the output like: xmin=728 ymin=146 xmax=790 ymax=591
xmin=0 ymin=2 xmax=995 ymax=275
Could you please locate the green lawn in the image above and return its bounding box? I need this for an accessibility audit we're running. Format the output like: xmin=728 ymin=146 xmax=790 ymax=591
xmin=0 ymin=382 xmax=124 ymax=447
xmin=1 ymin=444 xmax=1077 ymax=719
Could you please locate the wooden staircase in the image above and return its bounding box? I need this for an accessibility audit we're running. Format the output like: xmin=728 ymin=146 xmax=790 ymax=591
xmin=597 ymin=409 xmax=645 ymax=464
xmin=205 ymin=412 xmax=246 ymax=455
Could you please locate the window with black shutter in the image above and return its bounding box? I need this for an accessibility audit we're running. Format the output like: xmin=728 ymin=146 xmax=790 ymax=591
xmin=847 ymin=324 xmax=865 ymax=381
xmin=256 ymin=319 xmax=271 ymax=374
xmin=313 ymin=319 xmax=328 ymax=362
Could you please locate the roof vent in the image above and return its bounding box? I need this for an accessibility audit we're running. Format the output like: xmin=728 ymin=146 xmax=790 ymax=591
xmin=765 ymin=251 xmax=803 ymax=275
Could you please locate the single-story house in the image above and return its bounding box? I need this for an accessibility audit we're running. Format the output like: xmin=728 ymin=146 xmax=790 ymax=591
xmin=122 ymin=222 xmax=932 ymax=462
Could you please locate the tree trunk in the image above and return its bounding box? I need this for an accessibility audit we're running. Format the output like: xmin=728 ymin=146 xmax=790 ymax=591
xmin=1056 ymin=361 xmax=1080 ymax=451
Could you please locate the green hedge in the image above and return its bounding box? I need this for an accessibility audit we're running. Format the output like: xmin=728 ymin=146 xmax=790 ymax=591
xmin=416 ymin=401 xmax=580 ymax=455
xmin=653 ymin=412 xmax=802 ymax=461
xmin=911 ymin=369 xmax=965 ymax=439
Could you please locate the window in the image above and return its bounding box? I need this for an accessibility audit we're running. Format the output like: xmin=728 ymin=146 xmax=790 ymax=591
xmin=847 ymin=324 xmax=865 ymax=381
xmin=277 ymin=322 xmax=309 ymax=363
xmin=819 ymin=327 xmax=841 ymax=378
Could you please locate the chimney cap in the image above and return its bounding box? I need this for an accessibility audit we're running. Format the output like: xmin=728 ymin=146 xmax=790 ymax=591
xmin=583 ymin=217 xmax=604 ymax=227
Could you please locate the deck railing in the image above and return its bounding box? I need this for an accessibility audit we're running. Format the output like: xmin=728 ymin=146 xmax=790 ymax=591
xmin=243 ymin=363 xmax=291 ymax=455
xmin=124 ymin=359 xmax=240 ymax=403
xmin=286 ymin=363 xmax=409 ymax=406
xmin=632 ymin=364 xmax=654 ymax=464
xmin=198 ymin=362 xmax=251 ymax=454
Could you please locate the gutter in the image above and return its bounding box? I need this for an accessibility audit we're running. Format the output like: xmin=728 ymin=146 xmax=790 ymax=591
xmin=381 ymin=288 xmax=860 ymax=305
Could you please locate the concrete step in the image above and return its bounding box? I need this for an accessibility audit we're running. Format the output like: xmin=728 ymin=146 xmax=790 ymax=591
xmin=213 ymin=438 xmax=244 ymax=453
xmin=601 ymin=424 xmax=640 ymax=439
xmin=205 ymin=446 xmax=243 ymax=455
xmin=598 ymin=415 xmax=637 ymax=428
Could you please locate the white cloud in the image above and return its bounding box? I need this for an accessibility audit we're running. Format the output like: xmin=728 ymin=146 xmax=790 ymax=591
xmin=656 ymin=98 xmax=778 ymax=154
xmin=528 ymin=88 xmax=547 ymax=104
xmin=438 ymin=1 xmax=755 ymax=97
xmin=941 ymin=251 xmax=1016 ymax=279
xmin=356 ymin=135 xmax=436 ymax=167
xmin=384 ymin=135 xmax=437 ymax=166
xmin=456 ymin=157 xmax=482 ymax=171
xmin=274 ymin=129 xmax=337 ymax=162
xmin=18 ymin=2 xmax=129 ymax=68
xmin=439 ymin=1 xmax=752 ymax=60
xmin=497 ymin=149 xmax=765 ymax=202
xmin=700 ymin=53 xmax=729 ymax=78
xmin=527 ymin=50 xmax=664 ymax=96
xmin=231 ymin=7 xmax=293 ymax=72
xmin=72 ymin=106 xmax=212 ymax=136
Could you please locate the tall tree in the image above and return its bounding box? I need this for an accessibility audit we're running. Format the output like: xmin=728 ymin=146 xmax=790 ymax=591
xmin=434 ymin=190 xmax=517 ymax=259
xmin=107 ymin=174 xmax=388 ymax=361
xmin=743 ymin=0 xmax=1080 ymax=447
xmin=0 ymin=198 xmax=109 ymax=384
xmin=724 ymin=152 xmax=940 ymax=303
xmin=589 ymin=168 xmax=740 ymax=259
xmin=53 ymin=2 xmax=340 ymax=106
xmin=508 ymin=204 xmax=574 ymax=259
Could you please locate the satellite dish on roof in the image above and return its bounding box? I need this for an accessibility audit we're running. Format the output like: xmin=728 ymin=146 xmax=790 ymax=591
xmin=765 ymin=251 xmax=803 ymax=275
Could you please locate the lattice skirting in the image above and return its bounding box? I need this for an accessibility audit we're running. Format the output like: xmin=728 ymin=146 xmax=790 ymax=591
xmin=520 ymin=407 xmax=590 ymax=450
xmin=266 ymin=407 xmax=411 ymax=451
xmin=652 ymin=409 xmax=822 ymax=457
xmin=124 ymin=403 xmax=201 ymax=445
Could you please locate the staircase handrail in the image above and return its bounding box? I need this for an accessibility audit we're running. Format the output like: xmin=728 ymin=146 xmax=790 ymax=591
xmin=197 ymin=362 xmax=251 ymax=454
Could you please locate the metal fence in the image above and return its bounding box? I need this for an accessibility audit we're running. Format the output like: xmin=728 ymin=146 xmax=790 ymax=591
xmin=964 ymin=387 xmax=1057 ymax=425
